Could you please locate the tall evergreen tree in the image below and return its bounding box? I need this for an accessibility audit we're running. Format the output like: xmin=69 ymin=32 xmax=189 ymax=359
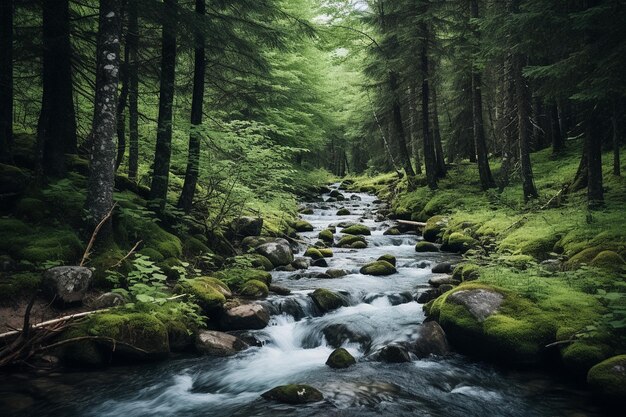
xmin=0 ymin=0 xmax=12 ymax=162
xmin=127 ymin=0 xmax=139 ymax=181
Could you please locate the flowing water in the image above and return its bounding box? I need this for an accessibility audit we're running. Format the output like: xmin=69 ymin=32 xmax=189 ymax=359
xmin=1 ymin=185 xmax=604 ymax=416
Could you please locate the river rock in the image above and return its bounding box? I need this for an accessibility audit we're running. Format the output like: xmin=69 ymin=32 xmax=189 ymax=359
xmin=269 ymin=284 xmax=291 ymax=295
xmin=432 ymin=262 xmax=452 ymax=273
xmin=312 ymin=258 xmax=328 ymax=267
xmin=587 ymin=354 xmax=626 ymax=404
xmin=230 ymin=216 xmax=263 ymax=237
xmin=415 ymin=242 xmax=440 ymax=252
xmin=447 ymin=289 xmax=504 ymax=322
xmin=428 ymin=276 xmax=457 ymax=287
xmin=336 ymin=208 xmax=351 ymax=215
xmin=360 ymin=260 xmax=396 ymax=276
xmin=377 ymin=344 xmax=411 ymax=363
xmin=255 ymin=239 xmax=294 ymax=267
xmin=341 ymin=224 xmax=371 ymax=235
xmin=416 ymin=288 xmax=441 ymax=304
xmin=377 ymin=254 xmax=397 ymax=267
xmin=43 ymin=266 xmax=93 ymax=305
xmin=309 ymin=288 xmax=346 ymax=312
xmin=326 ymin=348 xmax=356 ymax=369
xmin=350 ymin=194 xmax=362 ymax=201
xmin=275 ymin=264 xmax=296 ymax=272
xmin=322 ymin=324 xmax=371 ymax=349
xmin=412 ymin=322 xmax=450 ymax=358
xmin=325 ymin=268 xmax=348 ymax=278
xmin=195 ymin=330 xmax=248 ymax=356
xmin=262 ymin=384 xmax=323 ymax=404
xmin=220 ymin=304 xmax=270 ymax=330
xmin=292 ymin=257 xmax=311 ymax=270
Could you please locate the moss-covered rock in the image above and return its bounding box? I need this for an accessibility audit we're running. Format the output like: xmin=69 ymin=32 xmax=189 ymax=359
xmin=293 ymin=220 xmax=314 ymax=232
xmin=565 ymin=247 xmax=604 ymax=269
xmin=383 ymin=227 xmax=401 ymax=236
xmin=501 ymin=254 xmax=535 ymax=270
xmin=174 ymin=277 xmax=230 ymax=313
xmin=261 ymin=384 xmax=323 ymax=404
xmin=318 ymin=248 xmax=333 ymax=258
xmin=304 ymin=247 xmax=324 ymax=260
xmin=213 ymin=268 xmax=272 ymax=292
xmin=138 ymin=247 xmax=165 ymax=262
xmin=587 ymin=355 xmax=626 ymax=403
xmin=451 ymin=263 xmax=480 ymax=281
xmin=590 ymin=250 xmax=626 ymax=272
xmin=360 ymin=260 xmax=397 ymax=276
xmin=423 ymin=215 xmax=447 ymax=243
xmin=415 ymin=241 xmax=439 ymax=252
xmin=341 ymin=224 xmax=371 ymax=235
xmin=326 ymin=347 xmax=356 ymax=369
xmin=377 ymin=254 xmax=396 ymax=267
xmin=338 ymin=235 xmax=366 ymax=247
xmin=309 ymin=288 xmax=346 ymax=312
xmin=336 ymin=208 xmax=351 ymax=216
xmin=0 ymin=272 xmax=42 ymax=304
xmin=0 ymin=163 xmax=29 ymax=195
xmin=351 ymin=241 xmax=367 ymax=249
xmin=441 ymin=232 xmax=476 ymax=253
xmin=240 ymin=279 xmax=269 ymax=298
xmin=182 ymin=236 xmax=211 ymax=257
xmin=15 ymin=198 xmax=47 ymax=222
xmin=561 ymin=341 xmax=614 ymax=377
xmin=319 ymin=229 xmax=334 ymax=244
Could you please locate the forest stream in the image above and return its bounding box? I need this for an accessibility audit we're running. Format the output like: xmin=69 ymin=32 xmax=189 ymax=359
xmin=0 ymin=184 xmax=605 ymax=417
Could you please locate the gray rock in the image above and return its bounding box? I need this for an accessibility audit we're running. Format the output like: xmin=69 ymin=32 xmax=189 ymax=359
xmin=325 ymin=268 xmax=348 ymax=278
xmin=416 ymin=288 xmax=441 ymax=304
xmin=540 ymin=259 xmax=562 ymax=272
xmin=412 ymin=322 xmax=450 ymax=358
xmin=230 ymin=216 xmax=263 ymax=237
xmin=322 ymin=324 xmax=371 ymax=349
xmin=378 ymin=344 xmax=411 ymax=363
xmin=220 ymin=304 xmax=270 ymax=330
xmin=262 ymin=384 xmax=323 ymax=404
xmin=275 ymin=264 xmax=296 ymax=272
xmin=291 ymin=257 xmax=311 ymax=270
xmin=428 ymin=276 xmax=457 ymax=287
xmin=91 ymin=292 xmax=125 ymax=309
xmin=195 ymin=330 xmax=248 ymax=356
xmin=447 ymin=289 xmax=504 ymax=322
xmin=432 ymin=262 xmax=453 ymax=274
xmin=269 ymin=284 xmax=291 ymax=295
xmin=43 ymin=266 xmax=93 ymax=305
xmin=349 ymin=195 xmax=362 ymax=201
xmin=312 ymin=258 xmax=328 ymax=267
xmin=255 ymin=239 xmax=294 ymax=267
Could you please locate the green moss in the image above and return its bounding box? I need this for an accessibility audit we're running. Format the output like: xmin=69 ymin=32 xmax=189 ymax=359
xmin=293 ymin=220 xmax=314 ymax=232
xmin=18 ymin=229 xmax=83 ymax=265
xmin=138 ymin=248 xmax=165 ymax=262
xmin=351 ymin=241 xmax=367 ymax=249
xmin=565 ymin=247 xmax=604 ymax=269
xmin=183 ymin=236 xmax=211 ymax=256
xmin=451 ymin=263 xmax=480 ymax=281
xmin=90 ymin=245 xmax=131 ymax=287
xmin=174 ymin=277 xmax=229 ymax=312
xmin=590 ymin=250 xmax=626 ymax=272
xmin=377 ymin=254 xmax=396 ymax=266
xmin=338 ymin=235 xmax=366 ymax=247
xmin=501 ymin=254 xmax=535 ymax=270
xmin=336 ymin=208 xmax=351 ymax=216
xmin=225 ymin=254 xmax=274 ymax=271
xmin=441 ymin=232 xmax=476 ymax=253
xmin=587 ymin=355 xmax=626 ymax=401
xmin=360 ymin=260 xmax=396 ymax=276
xmin=0 ymin=163 xmax=29 ymax=194
xmin=415 ymin=241 xmax=439 ymax=252
xmin=318 ymin=248 xmax=333 ymax=258
xmin=15 ymin=198 xmax=47 ymax=222
xmin=213 ymin=268 xmax=271 ymax=292
xmin=341 ymin=224 xmax=371 ymax=235
xmin=304 ymin=247 xmax=324 ymax=259
xmin=319 ymin=229 xmax=334 ymax=243
xmin=562 ymin=341 xmax=614 ymax=377
xmin=262 ymin=384 xmax=323 ymax=404
xmin=309 ymin=288 xmax=345 ymax=312
xmin=240 ymin=279 xmax=269 ymax=298
xmin=423 ymin=215 xmax=448 ymax=242
xmin=326 ymin=347 xmax=356 ymax=368
xmin=0 ymin=272 xmax=42 ymax=303
xmin=383 ymin=227 xmax=401 ymax=235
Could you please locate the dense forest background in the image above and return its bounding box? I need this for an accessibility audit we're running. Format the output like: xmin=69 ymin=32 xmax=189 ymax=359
xmin=0 ymin=0 xmax=625 ymax=408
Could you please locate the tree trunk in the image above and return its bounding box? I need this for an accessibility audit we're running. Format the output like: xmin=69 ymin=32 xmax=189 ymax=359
xmin=514 ymin=54 xmax=538 ymax=201
xmin=498 ymin=53 xmax=516 ymax=190
xmin=388 ymin=71 xmax=415 ymax=179
xmin=408 ymin=84 xmax=422 ymax=175
xmin=420 ymin=28 xmax=437 ymax=190
xmin=613 ymin=102 xmax=621 ymax=176
xmin=178 ymin=0 xmax=205 ymax=214
xmin=127 ymin=0 xmax=139 ymax=181
xmin=431 ymin=82 xmax=446 ymax=178
xmin=115 ymin=3 xmax=129 ymax=171
xmin=586 ymin=111 xmax=603 ymax=207
xmin=0 ymin=0 xmax=12 ymax=162
xmin=149 ymin=0 xmax=178 ymax=213
xmin=37 ymin=0 xmax=78 ymax=177
xmin=550 ymin=101 xmax=564 ymax=155
xmin=86 ymin=0 xmax=121 ymax=237
xmin=470 ymin=0 xmax=495 ymax=190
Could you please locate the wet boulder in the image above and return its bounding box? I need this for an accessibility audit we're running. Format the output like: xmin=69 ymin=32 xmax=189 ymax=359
xmin=239 ymin=280 xmax=269 ymax=298
xmin=416 ymin=288 xmax=441 ymax=304
xmin=360 ymin=260 xmax=396 ymax=276
xmin=587 ymin=354 xmax=626 ymax=404
xmin=351 ymin=241 xmax=367 ymax=249
xmin=423 ymin=216 xmax=448 ymax=243
xmin=415 ymin=241 xmax=439 ymax=252
xmin=325 ymin=268 xmax=348 ymax=278
xmin=230 ymin=216 xmax=263 ymax=237
xmin=377 ymin=344 xmax=411 ymax=363
xmin=383 ymin=227 xmax=401 ymax=236
xmin=432 ymin=262 xmax=453 ymax=274
xmin=174 ymin=277 xmax=230 ymax=314
xmin=304 ymin=247 xmax=324 ymax=260
xmin=341 ymin=224 xmax=371 ymax=235
xmin=269 ymin=284 xmax=291 ymax=295
xmin=220 ymin=303 xmax=270 ymax=330
xmin=441 ymin=232 xmax=476 ymax=254
xmin=43 ymin=266 xmax=93 ymax=306
xmin=195 ymin=330 xmax=248 ymax=356
xmin=309 ymin=288 xmax=347 ymax=312
xmin=291 ymin=257 xmax=311 ymax=270
xmin=338 ymin=235 xmax=366 ymax=248
xmin=326 ymin=348 xmax=356 ymax=369
xmin=318 ymin=229 xmax=334 ymax=244
xmin=336 ymin=208 xmax=351 ymax=215
xmin=412 ymin=322 xmax=450 ymax=358
xmin=255 ymin=239 xmax=294 ymax=267
xmin=293 ymin=220 xmax=314 ymax=232
xmin=377 ymin=254 xmax=397 ymax=267
xmin=312 ymin=258 xmax=329 ymax=267
xmin=261 ymin=384 xmax=323 ymax=404
xmin=428 ymin=276 xmax=457 ymax=287
xmin=322 ymin=324 xmax=371 ymax=349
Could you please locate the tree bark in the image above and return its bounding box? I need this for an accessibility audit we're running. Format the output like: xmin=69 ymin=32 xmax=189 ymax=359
xmin=550 ymin=101 xmax=564 ymax=155
xmin=514 ymin=54 xmax=538 ymax=201
xmin=613 ymin=102 xmax=621 ymax=176
xmin=431 ymin=82 xmax=446 ymax=178
xmin=37 ymin=0 xmax=77 ymax=177
xmin=127 ymin=0 xmax=139 ymax=181
xmin=585 ymin=110 xmax=603 ymax=207
xmin=498 ymin=53 xmax=516 ymax=190
xmin=408 ymin=84 xmax=422 ymax=174
xmin=388 ymin=71 xmax=415 ymax=179
xmin=420 ymin=27 xmax=437 ymax=190
xmin=470 ymin=0 xmax=495 ymax=190
xmin=150 ymin=0 xmax=178 ymax=213
xmin=86 ymin=0 xmax=121 ymax=237
xmin=115 ymin=2 xmax=129 ymax=171
xmin=178 ymin=0 xmax=205 ymax=214
xmin=0 ymin=0 xmax=13 ymax=162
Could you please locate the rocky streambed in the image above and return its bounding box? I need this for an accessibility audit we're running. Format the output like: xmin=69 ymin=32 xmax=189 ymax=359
xmin=0 ymin=184 xmax=605 ymax=416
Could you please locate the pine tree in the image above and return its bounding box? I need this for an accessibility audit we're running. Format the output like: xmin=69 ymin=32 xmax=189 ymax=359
xmin=0 ymin=0 xmax=13 ymax=162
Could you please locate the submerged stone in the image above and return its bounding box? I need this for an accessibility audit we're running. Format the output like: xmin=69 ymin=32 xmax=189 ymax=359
xmin=261 ymin=384 xmax=323 ymax=404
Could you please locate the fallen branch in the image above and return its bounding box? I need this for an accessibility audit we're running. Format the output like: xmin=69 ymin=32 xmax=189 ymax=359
xmin=80 ymin=203 xmax=117 ymax=266
xmin=112 ymin=240 xmax=142 ymax=268
xmin=397 ymin=220 xmax=427 ymax=227
xmin=38 ymin=336 xmax=149 ymax=355
xmin=540 ymin=188 xmax=565 ymax=210
xmin=0 ymin=308 xmax=110 ymax=340
xmin=545 ymin=339 xmax=576 ymax=348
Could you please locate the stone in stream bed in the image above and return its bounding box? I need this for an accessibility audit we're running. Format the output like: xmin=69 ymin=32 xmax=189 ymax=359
xmin=312 ymin=258 xmax=328 ymax=267
xmin=293 ymin=220 xmax=314 ymax=232
xmin=341 ymin=224 xmax=371 ymax=235
xmin=255 ymin=239 xmax=294 ymax=267
xmin=261 ymin=384 xmax=324 ymax=404
xmin=325 ymin=268 xmax=348 ymax=278
xmin=432 ymin=262 xmax=453 ymax=273
xmin=336 ymin=208 xmax=351 ymax=215
xmin=195 ymin=330 xmax=248 ymax=356
xmin=383 ymin=227 xmax=401 ymax=236
xmin=326 ymin=348 xmax=356 ymax=369
xmin=415 ymin=241 xmax=440 ymax=252
xmin=428 ymin=276 xmax=458 ymax=287
xmin=377 ymin=254 xmax=396 ymax=267
xmin=309 ymin=288 xmax=347 ymax=312
xmin=411 ymin=322 xmax=450 ymax=358
xmin=360 ymin=260 xmax=397 ymax=276
xmin=322 ymin=324 xmax=371 ymax=349
xmin=291 ymin=257 xmax=311 ymax=270
xmin=351 ymin=241 xmax=368 ymax=249
xmin=377 ymin=344 xmax=411 ymax=363
xmin=220 ymin=303 xmax=270 ymax=330
xmin=318 ymin=229 xmax=334 ymax=244
xmin=338 ymin=235 xmax=366 ymax=247
xmin=269 ymin=284 xmax=291 ymax=295
xmin=304 ymin=247 xmax=324 ymax=260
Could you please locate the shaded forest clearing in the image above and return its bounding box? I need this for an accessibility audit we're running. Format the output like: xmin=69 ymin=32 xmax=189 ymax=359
xmin=0 ymin=0 xmax=625 ymax=416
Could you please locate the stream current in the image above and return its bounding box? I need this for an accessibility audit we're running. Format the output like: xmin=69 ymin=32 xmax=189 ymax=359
xmin=1 ymin=184 xmax=604 ymax=416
